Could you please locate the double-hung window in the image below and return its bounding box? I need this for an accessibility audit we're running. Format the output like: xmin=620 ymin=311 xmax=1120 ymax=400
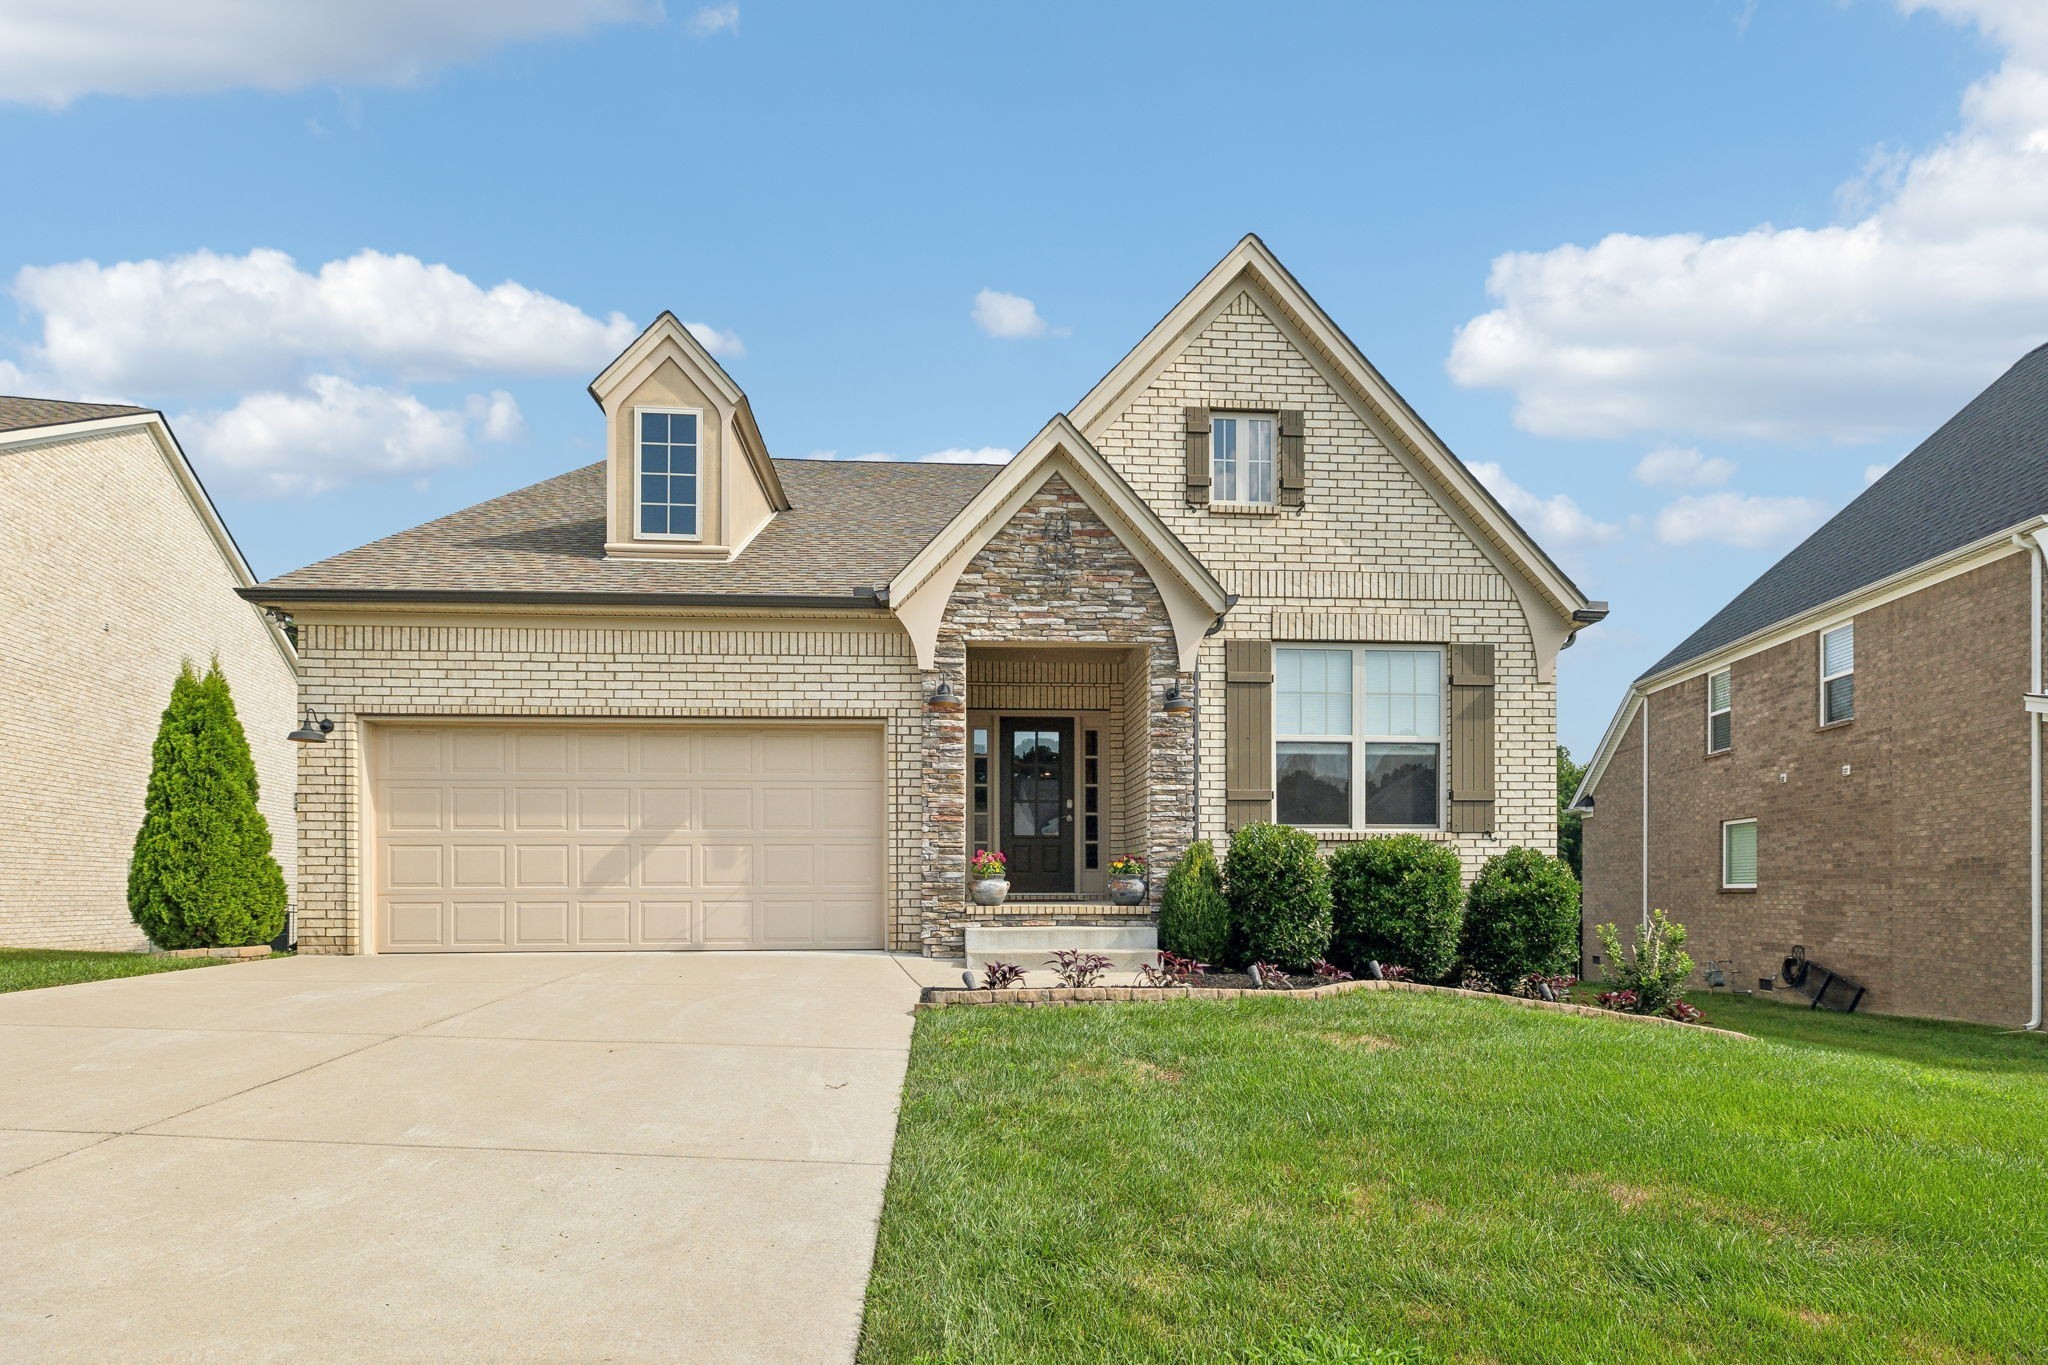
xmin=1209 ymin=413 xmax=1276 ymax=506
xmin=1820 ymin=622 xmax=1854 ymax=724
xmin=636 ymin=408 xmax=701 ymax=538
xmin=1706 ymin=668 xmax=1732 ymax=754
xmin=1275 ymin=645 xmax=1443 ymax=829
xmin=1722 ymin=818 xmax=1758 ymax=890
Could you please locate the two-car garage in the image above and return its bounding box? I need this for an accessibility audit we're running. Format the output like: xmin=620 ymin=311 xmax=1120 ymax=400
xmin=369 ymin=723 xmax=886 ymax=952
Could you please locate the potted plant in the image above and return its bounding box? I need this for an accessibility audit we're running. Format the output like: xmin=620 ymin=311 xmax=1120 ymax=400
xmin=1107 ymin=854 xmax=1148 ymax=906
xmin=969 ymin=848 xmax=1009 ymax=906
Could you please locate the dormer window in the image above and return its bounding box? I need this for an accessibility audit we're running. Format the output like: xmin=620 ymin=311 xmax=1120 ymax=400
xmin=636 ymin=407 xmax=700 ymax=538
xmin=1210 ymin=412 xmax=1276 ymax=505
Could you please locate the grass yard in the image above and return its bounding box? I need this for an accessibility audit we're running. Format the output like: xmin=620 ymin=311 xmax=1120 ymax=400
xmin=860 ymin=989 xmax=2048 ymax=1364
xmin=0 ymin=947 xmax=277 ymax=994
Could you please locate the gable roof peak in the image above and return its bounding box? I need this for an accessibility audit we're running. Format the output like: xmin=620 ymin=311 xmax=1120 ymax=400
xmin=586 ymin=309 xmax=744 ymax=409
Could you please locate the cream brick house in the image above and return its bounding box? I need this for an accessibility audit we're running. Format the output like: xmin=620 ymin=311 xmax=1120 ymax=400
xmin=1 ymin=399 xmax=299 ymax=951
xmin=246 ymin=237 xmax=1604 ymax=957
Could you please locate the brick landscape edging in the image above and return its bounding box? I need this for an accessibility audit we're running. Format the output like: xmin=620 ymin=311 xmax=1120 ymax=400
xmin=916 ymin=976 xmax=1754 ymax=1039
xmin=151 ymin=944 xmax=274 ymax=960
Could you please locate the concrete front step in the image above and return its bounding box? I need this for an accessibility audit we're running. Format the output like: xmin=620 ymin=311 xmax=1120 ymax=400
xmin=964 ymin=921 xmax=1159 ymax=972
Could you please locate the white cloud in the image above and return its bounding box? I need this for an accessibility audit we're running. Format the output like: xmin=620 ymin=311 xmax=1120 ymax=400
xmin=687 ymin=4 xmax=740 ymax=37
xmin=179 ymin=375 xmax=521 ymax=498
xmin=1653 ymin=492 xmax=1827 ymax=549
xmin=0 ymin=0 xmax=658 ymax=107
xmin=1469 ymin=461 xmax=1621 ymax=545
xmin=971 ymin=288 xmax=1055 ymax=340
xmin=844 ymin=446 xmax=1013 ymax=464
xmin=1448 ymin=0 xmax=2048 ymax=443
xmin=9 ymin=248 xmax=642 ymax=394
xmin=684 ymin=321 xmax=746 ymax=358
xmin=1633 ymin=446 xmax=1735 ymax=488
xmin=1865 ymin=461 xmax=1896 ymax=484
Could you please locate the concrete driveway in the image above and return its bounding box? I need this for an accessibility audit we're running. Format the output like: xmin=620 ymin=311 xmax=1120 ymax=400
xmin=0 ymin=950 xmax=959 ymax=1363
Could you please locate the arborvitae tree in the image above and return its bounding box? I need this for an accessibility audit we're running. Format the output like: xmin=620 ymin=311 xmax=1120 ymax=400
xmin=128 ymin=660 xmax=288 ymax=948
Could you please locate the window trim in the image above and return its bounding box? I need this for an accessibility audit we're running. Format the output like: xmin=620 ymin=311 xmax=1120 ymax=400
xmin=1819 ymin=621 xmax=1855 ymax=726
xmin=1274 ymin=643 xmax=1446 ymax=832
xmin=1706 ymin=667 xmax=1732 ymax=755
xmin=1208 ymin=410 xmax=1278 ymax=508
xmin=633 ymin=404 xmax=704 ymax=542
xmin=1721 ymin=817 xmax=1759 ymax=891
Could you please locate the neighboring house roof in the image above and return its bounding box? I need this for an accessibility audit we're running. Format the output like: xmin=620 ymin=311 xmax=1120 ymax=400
xmin=251 ymin=458 xmax=1001 ymax=606
xmin=0 ymin=395 xmax=153 ymax=433
xmin=1641 ymin=342 xmax=2048 ymax=683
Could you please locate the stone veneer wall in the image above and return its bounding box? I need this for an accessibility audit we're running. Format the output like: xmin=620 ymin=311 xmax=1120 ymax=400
xmin=0 ymin=426 xmax=298 ymax=950
xmin=920 ymin=474 xmax=1195 ymax=955
xmin=1090 ymin=287 xmax=1553 ymax=877
xmin=290 ymin=619 xmax=925 ymax=953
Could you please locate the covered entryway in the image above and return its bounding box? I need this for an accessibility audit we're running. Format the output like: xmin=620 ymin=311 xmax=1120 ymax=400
xmin=371 ymin=722 xmax=885 ymax=952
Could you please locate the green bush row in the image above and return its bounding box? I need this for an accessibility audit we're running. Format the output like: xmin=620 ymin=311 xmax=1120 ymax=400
xmin=1158 ymin=823 xmax=1580 ymax=981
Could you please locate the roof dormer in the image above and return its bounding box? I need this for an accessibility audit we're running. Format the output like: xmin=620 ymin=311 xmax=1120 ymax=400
xmin=588 ymin=312 xmax=789 ymax=561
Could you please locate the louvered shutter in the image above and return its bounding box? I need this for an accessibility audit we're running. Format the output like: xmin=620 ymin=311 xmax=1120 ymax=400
xmin=1183 ymin=406 xmax=1211 ymax=506
xmin=1224 ymin=639 xmax=1274 ymax=829
xmin=1277 ymin=408 xmax=1305 ymax=507
xmin=1447 ymin=643 xmax=1496 ymax=834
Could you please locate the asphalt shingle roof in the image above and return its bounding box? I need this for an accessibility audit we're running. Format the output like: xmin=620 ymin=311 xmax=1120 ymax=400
xmin=255 ymin=457 xmax=1004 ymax=602
xmin=0 ymin=395 xmax=153 ymax=434
xmin=1642 ymin=342 xmax=2048 ymax=680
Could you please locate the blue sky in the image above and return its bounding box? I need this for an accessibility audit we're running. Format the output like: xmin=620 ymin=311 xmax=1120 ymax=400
xmin=3 ymin=0 xmax=2042 ymax=755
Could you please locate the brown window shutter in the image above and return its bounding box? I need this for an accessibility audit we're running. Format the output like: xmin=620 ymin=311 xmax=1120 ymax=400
xmin=1224 ymin=639 xmax=1274 ymax=829
xmin=1277 ymin=408 xmax=1305 ymax=507
xmin=1448 ymin=642 xmax=1496 ymax=833
xmin=1183 ymin=406 xmax=1211 ymax=505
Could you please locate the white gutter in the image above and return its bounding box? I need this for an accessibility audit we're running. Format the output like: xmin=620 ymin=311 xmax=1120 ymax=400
xmin=2022 ymin=528 xmax=2047 ymax=1031
xmin=1640 ymin=693 xmax=1650 ymax=934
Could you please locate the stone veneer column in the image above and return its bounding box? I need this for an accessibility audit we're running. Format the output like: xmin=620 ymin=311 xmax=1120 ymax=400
xmin=918 ymin=642 xmax=968 ymax=952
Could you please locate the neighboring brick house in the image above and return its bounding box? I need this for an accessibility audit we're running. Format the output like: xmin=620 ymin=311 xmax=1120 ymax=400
xmin=1574 ymin=345 xmax=2048 ymax=1028
xmin=245 ymin=236 xmax=1603 ymax=958
xmin=0 ymin=399 xmax=299 ymax=951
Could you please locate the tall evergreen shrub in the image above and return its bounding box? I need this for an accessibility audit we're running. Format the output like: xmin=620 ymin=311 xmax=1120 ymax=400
xmin=1158 ymin=840 xmax=1229 ymax=963
xmin=128 ymin=660 xmax=288 ymax=949
xmin=1327 ymin=835 xmax=1464 ymax=981
xmin=1459 ymin=846 xmax=1580 ymax=984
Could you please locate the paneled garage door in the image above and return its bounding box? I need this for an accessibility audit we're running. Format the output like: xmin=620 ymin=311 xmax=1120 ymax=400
xmin=371 ymin=724 xmax=886 ymax=952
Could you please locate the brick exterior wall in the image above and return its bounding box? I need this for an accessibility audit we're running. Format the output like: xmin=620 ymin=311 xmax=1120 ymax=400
xmin=1582 ymin=554 xmax=2035 ymax=1025
xmin=919 ymin=474 xmax=1193 ymax=955
xmin=1089 ymin=287 xmax=1552 ymax=875
xmin=0 ymin=426 xmax=297 ymax=950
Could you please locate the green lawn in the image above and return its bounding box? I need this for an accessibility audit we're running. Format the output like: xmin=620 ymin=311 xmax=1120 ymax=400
xmin=860 ymin=989 xmax=2048 ymax=1364
xmin=0 ymin=947 xmax=278 ymax=994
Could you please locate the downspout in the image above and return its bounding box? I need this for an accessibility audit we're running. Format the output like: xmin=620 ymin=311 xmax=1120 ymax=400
xmin=2020 ymin=528 xmax=2047 ymax=1030
xmin=1640 ymin=692 xmax=1650 ymax=934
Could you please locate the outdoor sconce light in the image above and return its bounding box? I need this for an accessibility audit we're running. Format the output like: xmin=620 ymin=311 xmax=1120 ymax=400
xmin=287 ymin=708 xmax=335 ymax=744
xmin=1162 ymin=683 xmax=1194 ymax=715
xmin=926 ymin=679 xmax=963 ymax=714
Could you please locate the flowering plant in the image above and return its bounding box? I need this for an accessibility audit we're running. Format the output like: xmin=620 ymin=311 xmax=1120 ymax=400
xmin=969 ymin=848 xmax=1008 ymax=880
xmin=1107 ymin=855 xmax=1147 ymax=879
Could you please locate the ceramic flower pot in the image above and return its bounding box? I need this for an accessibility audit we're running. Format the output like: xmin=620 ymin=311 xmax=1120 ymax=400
xmin=971 ymin=878 xmax=1010 ymax=907
xmin=1108 ymin=874 xmax=1147 ymax=906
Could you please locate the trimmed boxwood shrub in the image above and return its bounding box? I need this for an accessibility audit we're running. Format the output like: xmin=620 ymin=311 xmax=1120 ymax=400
xmin=1223 ymin=822 xmax=1332 ymax=970
xmin=1159 ymin=840 xmax=1229 ymax=963
xmin=128 ymin=660 xmax=288 ymax=949
xmin=1327 ymin=835 xmax=1464 ymax=981
xmin=1459 ymin=846 xmax=1580 ymax=984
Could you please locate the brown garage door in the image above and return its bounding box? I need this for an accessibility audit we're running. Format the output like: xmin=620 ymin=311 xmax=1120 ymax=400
xmin=371 ymin=723 xmax=885 ymax=952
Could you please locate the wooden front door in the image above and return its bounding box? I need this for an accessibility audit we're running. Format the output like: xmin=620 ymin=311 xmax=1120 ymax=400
xmin=999 ymin=718 xmax=1074 ymax=894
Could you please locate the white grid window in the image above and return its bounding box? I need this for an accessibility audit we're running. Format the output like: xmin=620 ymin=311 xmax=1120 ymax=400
xmin=1275 ymin=645 xmax=1442 ymax=829
xmin=1210 ymin=413 xmax=1276 ymax=505
xmin=1723 ymin=819 xmax=1758 ymax=890
xmin=1707 ymin=668 xmax=1732 ymax=754
xmin=1821 ymin=623 xmax=1854 ymax=724
xmin=636 ymin=408 xmax=700 ymax=539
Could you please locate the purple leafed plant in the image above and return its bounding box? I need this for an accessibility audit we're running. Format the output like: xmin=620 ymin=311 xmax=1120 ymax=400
xmin=1311 ymin=959 xmax=1353 ymax=982
xmin=1135 ymin=951 xmax=1207 ymax=986
xmin=1378 ymin=964 xmax=1415 ymax=982
xmin=980 ymin=960 xmax=1027 ymax=990
xmin=1662 ymin=1000 xmax=1706 ymax=1024
xmin=1048 ymin=949 xmax=1114 ymax=988
xmin=1249 ymin=960 xmax=1291 ymax=989
xmin=1597 ymin=989 xmax=1640 ymax=1012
